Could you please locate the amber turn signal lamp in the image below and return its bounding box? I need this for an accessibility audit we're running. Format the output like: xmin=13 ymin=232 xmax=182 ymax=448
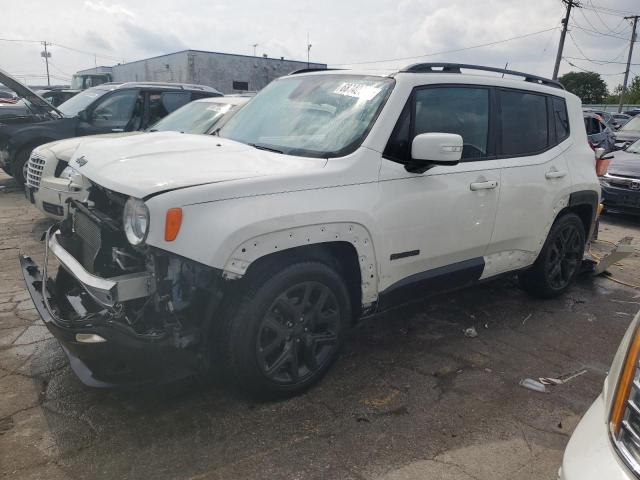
xmin=611 ymin=327 xmax=640 ymax=435
xmin=164 ymin=208 xmax=182 ymax=241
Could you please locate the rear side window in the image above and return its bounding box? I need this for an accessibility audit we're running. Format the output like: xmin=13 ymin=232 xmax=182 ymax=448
xmin=499 ymin=90 xmax=548 ymax=156
xmin=414 ymin=87 xmax=490 ymax=160
xmin=552 ymin=97 xmax=569 ymax=143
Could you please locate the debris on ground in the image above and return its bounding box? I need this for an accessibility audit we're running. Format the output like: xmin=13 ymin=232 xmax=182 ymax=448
xmin=521 ymin=313 xmax=532 ymax=326
xmin=519 ymin=378 xmax=547 ymax=393
xmin=463 ymin=327 xmax=478 ymax=338
xmin=539 ymin=369 xmax=588 ymax=386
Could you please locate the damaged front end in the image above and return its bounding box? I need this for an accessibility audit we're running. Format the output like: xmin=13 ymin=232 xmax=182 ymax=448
xmin=20 ymin=186 xmax=226 ymax=387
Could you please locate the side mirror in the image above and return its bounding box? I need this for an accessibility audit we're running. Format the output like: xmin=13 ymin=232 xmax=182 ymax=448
xmin=77 ymin=110 xmax=88 ymax=122
xmin=406 ymin=133 xmax=463 ymax=173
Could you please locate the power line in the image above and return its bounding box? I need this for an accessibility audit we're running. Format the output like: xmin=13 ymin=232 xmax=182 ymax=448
xmin=563 ymin=55 xmax=637 ymax=65
xmin=0 ymin=37 xmax=121 ymax=62
xmin=587 ymin=3 xmax=640 ymax=17
xmin=562 ymin=58 xmax=626 ymax=75
xmin=331 ymin=27 xmax=559 ymax=67
xmin=570 ymin=21 xmax=632 ymax=40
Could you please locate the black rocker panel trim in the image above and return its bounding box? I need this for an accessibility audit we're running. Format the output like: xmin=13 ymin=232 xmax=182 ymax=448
xmin=377 ymin=257 xmax=485 ymax=311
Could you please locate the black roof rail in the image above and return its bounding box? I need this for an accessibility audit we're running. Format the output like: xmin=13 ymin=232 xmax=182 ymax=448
xmin=289 ymin=68 xmax=342 ymax=75
xmin=400 ymin=63 xmax=564 ymax=90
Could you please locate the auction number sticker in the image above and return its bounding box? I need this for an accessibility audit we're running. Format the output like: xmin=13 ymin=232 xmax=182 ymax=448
xmin=334 ymin=82 xmax=382 ymax=101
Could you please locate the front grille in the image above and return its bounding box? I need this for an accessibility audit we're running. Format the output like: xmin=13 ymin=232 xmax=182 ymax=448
xmin=606 ymin=175 xmax=640 ymax=190
xmin=26 ymin=153 xmax=46 ymax=190
xmin=612 ymin=367 xmax=640 ymax=473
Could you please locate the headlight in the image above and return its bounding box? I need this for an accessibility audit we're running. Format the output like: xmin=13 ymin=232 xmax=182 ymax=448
xmin=59 ymin=165 xmax=84 ymax=185
xmin=123 ymin=197 xmax=149 ymax=246
xmin=599 ymin=177 xmax=610 ymax=188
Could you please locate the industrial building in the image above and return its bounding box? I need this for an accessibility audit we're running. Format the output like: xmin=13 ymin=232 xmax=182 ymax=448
xmin=75 ymin=49 xmax=327 ymax=94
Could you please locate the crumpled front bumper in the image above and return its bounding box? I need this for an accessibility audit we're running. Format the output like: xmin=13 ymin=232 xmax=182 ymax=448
xmin=19 ymin=236 xmax=198 ymax=387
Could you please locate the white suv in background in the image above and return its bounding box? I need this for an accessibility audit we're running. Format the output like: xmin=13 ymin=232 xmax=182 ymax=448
xmin=21 ymin=64 xmax=600 ymax=397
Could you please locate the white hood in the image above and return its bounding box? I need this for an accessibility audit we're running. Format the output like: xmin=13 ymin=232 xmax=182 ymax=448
xmin=41 ymin=132 xmax=141 ymax=162
xmin=68 ymin=131 xmax=327 ymax=198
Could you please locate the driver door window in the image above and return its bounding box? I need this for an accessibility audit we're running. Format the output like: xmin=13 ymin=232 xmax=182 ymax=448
xmin=89 ymin=90 xmax=140 ymax=131
xmin=414 ymin=87 xmax=490 ymax=160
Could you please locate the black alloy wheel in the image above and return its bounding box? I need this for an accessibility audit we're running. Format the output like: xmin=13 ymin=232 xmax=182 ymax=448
xmin=519 ymin=212 xmax=586 ymax=298
xmin=544 ymin=223 xmax=584 ymax=290
xmin=256 ymin=281 xmax=340 ymax=384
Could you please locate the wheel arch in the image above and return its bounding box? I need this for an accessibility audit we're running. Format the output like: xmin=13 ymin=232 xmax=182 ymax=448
xmin=565 ymin=190 xmax=598 ymax=239
xmin=222 ymin=223 xmax=378 ymax=312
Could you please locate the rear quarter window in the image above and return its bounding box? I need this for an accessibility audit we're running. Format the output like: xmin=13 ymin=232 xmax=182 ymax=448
xmin=499 ymin=90 xmax=548 ymax=156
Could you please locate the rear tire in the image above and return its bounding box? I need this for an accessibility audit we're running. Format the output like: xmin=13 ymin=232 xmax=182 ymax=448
xmin=519 ymin=213 xmax=586 ymax=298
xmin=220 ymin=261 xmax=351 ymax=399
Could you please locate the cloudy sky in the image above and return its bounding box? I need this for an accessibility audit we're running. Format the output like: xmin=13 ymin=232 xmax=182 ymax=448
xmin=1 ymin=0 xmax=638 ymax=90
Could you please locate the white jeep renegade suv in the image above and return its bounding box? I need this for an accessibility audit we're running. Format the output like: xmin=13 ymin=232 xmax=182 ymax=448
xmin=21 ymin=63 xmax=599 ymax=397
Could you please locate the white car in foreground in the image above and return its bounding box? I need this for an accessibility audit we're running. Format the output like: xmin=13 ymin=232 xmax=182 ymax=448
xmin=21 ymin=64 xmax=599 ymax=397
xmin=561 ymin=310 xmax=640 ymax=479
xmin=25 ymin=95 xmax=249 ymax=218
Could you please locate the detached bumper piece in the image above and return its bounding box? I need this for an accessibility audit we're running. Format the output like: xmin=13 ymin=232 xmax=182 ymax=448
xmin=20 ymin=254 xmax=198 ymax=388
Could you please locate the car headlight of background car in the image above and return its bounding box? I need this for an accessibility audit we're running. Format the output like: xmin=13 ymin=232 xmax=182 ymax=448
xmin=123 ymin=197 xmax=149 ymax=246
xmin=59 ymin=165 xmax=84 ymax=185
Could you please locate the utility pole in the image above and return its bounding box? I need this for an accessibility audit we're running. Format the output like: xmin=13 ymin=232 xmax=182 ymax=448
xmin=552 ymin=0 xmax=578 ymax=81
xmin=618 ymin=15 xmax=639 ymax=113
xmin=307 ymin=33 xmax=312 ymax=68
xmin=251 ymin=43 xmax=258 ymax=57
xmin=40 ymin=41 xmax=51 ymax=86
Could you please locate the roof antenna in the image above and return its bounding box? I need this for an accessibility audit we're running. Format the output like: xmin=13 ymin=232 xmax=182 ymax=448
xmin=502 ymin=62 xmax=508 ymax=78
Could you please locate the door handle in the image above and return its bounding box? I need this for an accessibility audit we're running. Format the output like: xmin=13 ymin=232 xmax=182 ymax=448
xmin=111 ymin=128 xmax=124 ymax=132
xmin=469 ymin=180 xmax=498 ymax=191
xmin=545 ymin=170 xmax=567 ymax=179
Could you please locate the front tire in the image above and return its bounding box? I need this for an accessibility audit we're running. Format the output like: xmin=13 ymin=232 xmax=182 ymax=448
xmin=221 ymin=261 xmax=351 ymax=398
xmin=519 ymin=213 xmax=586 ymax=298
xmin=13 ymin=148 xmax=31 ymax=187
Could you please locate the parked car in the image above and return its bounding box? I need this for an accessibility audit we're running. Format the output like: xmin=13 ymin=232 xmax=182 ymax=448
xmin=584 ymin=109 xmax=624 ymax=130
xmin=584 ymin=111 xmax=616 ymax=152
xmin=624 ymin=109 xmax=640 ymax=117
xmin=36 ymin=88 xmax=79 ymax=107
xmin=614 ymin=115 xmax=640 ymax=150
xmin=600 ymin=139 xmax=640 ymax=215
xmin=0 ymin=68 xmax=222 ymax=185
xmin=613 ymin=113 xmax=632 ymax=128
xmin=560 ymin=310 xmax=640 ymax=480
xmin=20 ymin=63 xmax=599 ymax=397
xmin=26 ymin=95 xmax=250 ymax=218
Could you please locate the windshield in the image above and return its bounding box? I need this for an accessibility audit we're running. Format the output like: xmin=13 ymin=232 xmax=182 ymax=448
xmin=621 ymin=116 xmax=640 ymax=132
xmin=627 ymin=139 xmax=640 ymax=154
xmin=58 ymin=87 xmax=109 ymax=117
xmin=149 ymin=101 xmax=237 ymax=134
xmin=219 ymin=75 xmax=394 ymax=158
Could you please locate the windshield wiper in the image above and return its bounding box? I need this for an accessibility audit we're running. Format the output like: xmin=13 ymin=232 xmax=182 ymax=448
xmin=248 ymin=143 xmax=284 ymax=154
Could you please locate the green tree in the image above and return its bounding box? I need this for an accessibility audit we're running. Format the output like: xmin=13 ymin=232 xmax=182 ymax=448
xmin=558 ymin=71 xmax=608 ymax=104
xmin=624 ymin=76 xmax=640 ymax=104
xmin=606 ymin=76 xmax=640 ymax=105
